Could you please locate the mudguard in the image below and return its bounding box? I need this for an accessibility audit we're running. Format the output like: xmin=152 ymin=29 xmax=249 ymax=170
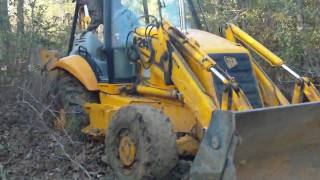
xmin=51 ymin=55 xmax=98 ymax=91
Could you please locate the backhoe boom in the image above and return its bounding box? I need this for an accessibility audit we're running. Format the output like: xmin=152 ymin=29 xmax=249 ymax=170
xmin=225 ymin=23 xmax=320 ymax=103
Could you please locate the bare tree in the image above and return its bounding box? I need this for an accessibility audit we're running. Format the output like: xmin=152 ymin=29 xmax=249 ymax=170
xmin=236 ymin=0 xmax=250 ymax=29
xmin=314 ymin=0 xmax=320 ymax=27
xmin=0 ymin=0 xmax=11 ymax=61
xmin=296 ymin=0 xmax=304 ymax=31
xmin=0 ymin=0 xmax=11 ymax=33
xmin=17 ymin=0 xmax=25 ymax=34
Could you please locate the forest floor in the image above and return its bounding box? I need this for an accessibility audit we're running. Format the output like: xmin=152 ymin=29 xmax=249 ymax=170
xmin=0 ymin=98 xmax=112 ymax=179
xmin=0 ymin=72 xmax=190 ymax=179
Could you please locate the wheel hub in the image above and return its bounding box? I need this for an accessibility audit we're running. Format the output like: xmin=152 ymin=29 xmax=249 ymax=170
xmin=119 ymin=136 xmax=136 ymax=167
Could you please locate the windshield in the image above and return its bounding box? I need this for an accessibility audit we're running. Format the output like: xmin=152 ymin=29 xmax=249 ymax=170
xmin=121 ymin=0 xmax=194 ymax=28
xmin=111 ymin=0 xmax=198 ymax=47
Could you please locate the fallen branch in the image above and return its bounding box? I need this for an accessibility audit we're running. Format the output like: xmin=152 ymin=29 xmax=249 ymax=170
xmin=19 ymin=100 xmax=92 ymax=180
xmin=17 ymin=86 xmax=75 ymax=144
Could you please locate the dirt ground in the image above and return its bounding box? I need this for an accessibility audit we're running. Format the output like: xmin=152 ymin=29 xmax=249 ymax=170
xmin=0 ymin=102 xmax=111 ymax=179
xmin=0 ymin=73 xmax=190 ymax=180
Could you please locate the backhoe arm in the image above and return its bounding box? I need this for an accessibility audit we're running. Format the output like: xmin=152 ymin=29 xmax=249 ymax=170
xmin=225 ymin=23 xmax=320 ymax=103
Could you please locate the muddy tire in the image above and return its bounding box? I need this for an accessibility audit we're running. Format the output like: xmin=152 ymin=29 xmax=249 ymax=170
xmin=104 ymin=105 xmax=178 ymax=180
xmin=53 ymin=70 xmax=98 ymax=139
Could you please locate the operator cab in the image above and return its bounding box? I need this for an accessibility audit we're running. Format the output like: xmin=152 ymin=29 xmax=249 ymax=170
xmin=68 ymin=0 xmax=201 ymax=83
xmin=102 ymin=0 xmax=202 ymax=83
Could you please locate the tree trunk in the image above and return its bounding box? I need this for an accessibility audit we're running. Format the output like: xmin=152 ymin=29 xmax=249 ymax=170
xmin=17 ymin=0 xmax=25 ymax=34
xmin=217 ymin=0 xmax=224 ymax=16
xmin=237 ymin=0 xmax=250 ymax=9
xmin=296 ymin=0 xmax=304 ymax=31
xmin=236 ymin=0 xmax=250 ymax=30
xmin=0 ymin=0 xmax=11 ymax=33
xmin=315 ymin=0 xmax=320 ymax=28
xmin=295 ymin=0 xmax=305 ymax=69
xmin=0 ymin=0 xmax=11 ymax=61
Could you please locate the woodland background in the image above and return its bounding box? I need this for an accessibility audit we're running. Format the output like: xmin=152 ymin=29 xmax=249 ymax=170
xmin=0 ymin=0 xmax=319 ymax=92
xmin=0 ymin=0 xmax=319 ymax=179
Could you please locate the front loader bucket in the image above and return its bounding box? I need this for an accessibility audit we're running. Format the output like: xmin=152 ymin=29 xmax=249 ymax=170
xmin=190 ymin=102 xmax=320 ymax=180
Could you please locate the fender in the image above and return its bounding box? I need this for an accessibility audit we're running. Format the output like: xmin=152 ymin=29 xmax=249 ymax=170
xmin=50 ymin=55 xmax=99 ymax=91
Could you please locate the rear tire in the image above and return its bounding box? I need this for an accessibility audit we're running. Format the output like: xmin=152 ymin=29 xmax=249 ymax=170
xmin=53 ymin=70 xmax=98 ymax=139
xmin=104 ymin=105 xmax=178 ymax=180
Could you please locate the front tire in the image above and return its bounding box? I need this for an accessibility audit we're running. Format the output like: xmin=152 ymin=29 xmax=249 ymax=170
xmin=54 ymin=70 xmax=98 ymax=139
xmin=104 ymin=105 xmax=178 ymax=180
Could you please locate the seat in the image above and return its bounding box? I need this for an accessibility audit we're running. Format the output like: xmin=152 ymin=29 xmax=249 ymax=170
xmin=70 ymin=31 xmax=109 ymax=82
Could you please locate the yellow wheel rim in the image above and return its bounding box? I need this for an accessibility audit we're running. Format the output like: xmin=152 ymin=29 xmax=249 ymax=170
xmin=119 ymin=136 xmax=136 ymax=167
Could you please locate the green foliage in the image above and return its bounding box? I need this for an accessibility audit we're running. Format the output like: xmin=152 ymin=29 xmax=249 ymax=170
xmin=0 ymin=0 xmax=74 ymax=89
xmin=0 ymin=0 xmax=319 ymax=89
xmin=197 ymin=0 xmax=319 ymax=84
xmin=0 ymin=0 xmax=73 ymax=65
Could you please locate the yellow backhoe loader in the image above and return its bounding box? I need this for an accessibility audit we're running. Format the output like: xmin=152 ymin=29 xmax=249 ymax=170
xmin=47 ymin=0 xmax=320 ymax=179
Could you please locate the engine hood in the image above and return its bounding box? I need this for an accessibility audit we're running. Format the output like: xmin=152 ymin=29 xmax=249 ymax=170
xmin=186 ymin=29 xmax=249 ymax=54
